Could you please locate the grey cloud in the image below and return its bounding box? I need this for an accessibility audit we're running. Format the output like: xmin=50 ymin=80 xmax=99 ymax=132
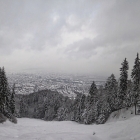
xmin=65 ymin=38 xmax=98 ymax=58
xmin=65 ymin=0 xmax=140 ymax=57
xmin=0 ymin=0 xmax=99 ymax=53
xmin=0 ymin=0 xmax=140 ymax=76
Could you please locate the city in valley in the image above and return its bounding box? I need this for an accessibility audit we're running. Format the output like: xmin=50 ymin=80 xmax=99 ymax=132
xmin=7 ymin=73 xmax=106 ymax=98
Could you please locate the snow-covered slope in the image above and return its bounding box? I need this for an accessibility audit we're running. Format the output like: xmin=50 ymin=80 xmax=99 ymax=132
xmin=1 ymin=114 xmax=140 ymax=140
xmin=0 ymin=119 xmax=99 ymax=140
xmin=107 ymin=106 xmax=135 ymax=122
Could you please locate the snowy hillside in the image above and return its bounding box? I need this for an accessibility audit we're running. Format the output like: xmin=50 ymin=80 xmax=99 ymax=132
xmin=107 ymin=106 xmax=135 ymax=122
xmin=1 ymin=114 xmax=140 ymax=140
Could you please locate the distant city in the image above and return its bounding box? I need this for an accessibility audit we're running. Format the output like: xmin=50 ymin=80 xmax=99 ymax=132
xmin=7 ymin=73 xmax=106 ymax=98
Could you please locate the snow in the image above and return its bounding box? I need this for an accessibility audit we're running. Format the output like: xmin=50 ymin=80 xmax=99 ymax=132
xmin=107 ymin=106 xmax=135 ymax=122
xmin=0 ymin=119 xmax=99 ymax=140
xmin=0 ymin=109 xmax=140 ymax=140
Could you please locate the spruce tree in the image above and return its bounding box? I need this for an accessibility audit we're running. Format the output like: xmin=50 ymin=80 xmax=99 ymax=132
xmin=75 ymin=94 xmax=86 ymax=122
xmin=105 ymin=74 xmax=117 ymax=111
xmin=119 ymin=58 xmax=129 ymax=105
xmin=125 ymin=80 xmax=134 ymax=106
xmin=105 ymin=74 xmax=117 ymax=92
xmin=83 ymin=100 xmax=98 ymax=124
xmin=0 ymin=67 xmax=9 ymax=112
xmin=19 ymin=98 xmax=25 ymax=117
xmin=0 ymin=67 xmax=17 ymax=123
xmin=83 ymin=82 xmax=98 ymax=124
xmin=131 ymin=53 xmax=140 ymax=101
xmin=10 ymin=84 xmax=15 ymax=114
xmin=89 ymin=81 xmax=98 ymax=104
xmin=0 ymin=68 xmax=3 ymax=112
xmin=89 ymin=81 xmax=97 ymax=96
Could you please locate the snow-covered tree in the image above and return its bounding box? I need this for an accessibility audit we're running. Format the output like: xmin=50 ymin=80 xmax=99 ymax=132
xmin=19 ymin=98 xmax=27 ymax=117
xmin=131 ymin=53 xmax=140 ymax=101
xmin=0 ymin=67 xmax=10 ymax=113
xmin=0 ymin=68 xmax=4 ymax=112
xmin=105 ymin=74 xmax=118 ymax=111
xmin=74 ymin=94 xmax=86 ymax=122
xmin=119 ymin=58 xmax=129 ymax=101
xmin=89 ymin=81 xmax=98 ymax=97
xmin=10 ymin=84 xmax=15 ymax=114
xmin=83 ymin=101 xmax=98 ymax=124
xmin=0 ymin=67 xmax=17 ymax=123
xmin=105 ymin=74 xmax=117 ymax=92
xmin=57 ymin=107 xmax=68 ymax=121
xmin=89 ymin=81 xmax=98 ymax=105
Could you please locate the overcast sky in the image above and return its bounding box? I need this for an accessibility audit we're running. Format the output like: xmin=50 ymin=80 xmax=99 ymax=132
xmin=0 ymin=0 xmax=140 ymax=78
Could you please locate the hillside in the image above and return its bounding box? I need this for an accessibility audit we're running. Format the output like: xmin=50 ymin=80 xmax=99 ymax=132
xmin=1 ymin=112 xmax=140 ymax=140
xmin=107 ymin=106 xmax=135 ymax=122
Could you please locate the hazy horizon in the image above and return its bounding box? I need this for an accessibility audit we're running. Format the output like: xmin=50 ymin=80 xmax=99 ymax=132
xmin=0 ymin=0 xmax=140 ymax=78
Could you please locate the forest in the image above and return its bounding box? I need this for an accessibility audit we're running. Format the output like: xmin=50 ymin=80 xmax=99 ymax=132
xmin=1 ymin=53 xmax=140 ymax=124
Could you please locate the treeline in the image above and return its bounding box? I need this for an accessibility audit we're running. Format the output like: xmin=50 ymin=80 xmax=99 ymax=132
xmin=16 ymin=53 xmax=140 ymax=124
xmin=0 ymin=67 xmax=17 ymax=123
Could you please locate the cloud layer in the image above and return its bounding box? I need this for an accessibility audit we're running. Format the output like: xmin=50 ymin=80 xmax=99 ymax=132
xmin=0 ymin=0 xmax=140 ymax=78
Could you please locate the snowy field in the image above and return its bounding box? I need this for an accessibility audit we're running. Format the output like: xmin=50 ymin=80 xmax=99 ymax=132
xmin=0 ymin=110 xmax=140 ymax=140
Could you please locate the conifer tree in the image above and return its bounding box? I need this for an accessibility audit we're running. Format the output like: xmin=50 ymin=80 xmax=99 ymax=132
xmin=10 ymin=84 xmax=15 ymax=114
xmin=105 ymin=74 xmax=117 ymax=111
xmin=19 ymin=98 xmax=25 ymax=117
xmin=0 ymin=67 xmax=17 ymax=123
xmin=80 ymin=94 xmax=86 ymax=111
xmin=0 ymin=67 xmax=9 ymax=112
xmin=89 ymin=81 xmax=97 ymax=96
xmin=105 ymin=74 xmax=117 ymax=92
xmin=125 ymin=80 xmax=134 ymax=106
xmin=96 ymin=99 xmax=111 ymax=124
xmin=83 ymin=82 xmax=98 ymax=124
xmin=119 ymin=58 xmax=129 ymax=105
xmin=83 ymin=100 xmax=98 ymax=124
xmin=0 ymin=68 xmax=4 ymax=112
xmin=131 ymin=53 xmax=140 ymax=101
xmin=89 ymin=81 xmax=98 ymax=104
xmin=75 ymin=94 xmax=86 ymax=122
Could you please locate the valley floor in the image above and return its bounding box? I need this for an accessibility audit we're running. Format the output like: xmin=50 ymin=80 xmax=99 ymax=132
xmin=0 ymin=116 xmax=140 ymax=140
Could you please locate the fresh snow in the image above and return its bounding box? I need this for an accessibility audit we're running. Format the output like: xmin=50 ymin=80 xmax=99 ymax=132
xmin=0 ymin=119 xmax=99 ymax=140
xmin=0 ymin=108 xmax=140 ymax=140
xmin=107 ymin=106 xmax=135 ymax=122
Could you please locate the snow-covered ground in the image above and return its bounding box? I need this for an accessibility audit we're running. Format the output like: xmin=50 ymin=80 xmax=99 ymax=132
xmin=0 ymin=108 xmax=140 ymax=140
